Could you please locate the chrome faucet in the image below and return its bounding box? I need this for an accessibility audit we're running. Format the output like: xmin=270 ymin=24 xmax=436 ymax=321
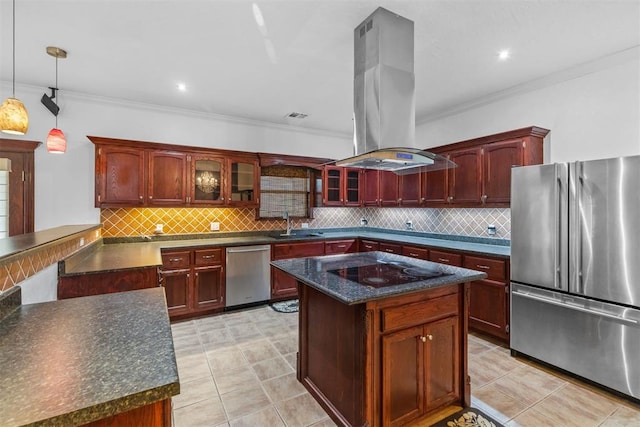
xmin=283 ymin=211 xmax=292 ymax=236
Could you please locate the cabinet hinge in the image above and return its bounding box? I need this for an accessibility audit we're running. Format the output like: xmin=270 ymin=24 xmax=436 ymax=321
xmin=97 ymin=194 xmax=101 ymax=202
xmin=98 ymin=147 xmax=102 ymax=156
xmin=505 ymin=324 xmax=510 ymax=333
xmin=187 ymin=155 xmax=191 ymax=162
xmin=522 ymin=140 xmax=526 ymax=148
xmin=21 ymin=171 xmax=26 ymax=182
xmin=480 ymin=148 xmax=484 ymax=155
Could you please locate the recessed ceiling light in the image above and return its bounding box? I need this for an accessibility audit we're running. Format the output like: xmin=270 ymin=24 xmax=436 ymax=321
xmin=498 ymin=49 xmax=510 ymax=61
xmin=177 ymin=82 xmax=187 ymax=92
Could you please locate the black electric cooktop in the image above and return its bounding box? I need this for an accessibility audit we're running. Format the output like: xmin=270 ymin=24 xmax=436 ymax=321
xmin=327 ymin=261 xmax=451 ymax=288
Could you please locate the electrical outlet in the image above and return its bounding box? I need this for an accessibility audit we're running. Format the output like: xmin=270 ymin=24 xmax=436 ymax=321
xmin=301 ymin=222 xmax=309 ymax=229
xmin=487 ymin=224 xmax=497 ymax=235
xmin=405 ymin=220 xmax=414 ymax=230
xmin=155 ymin=224 xmax=164 ymax=234
xmin=210 ymin=222 xmax=220 ymax=231
xmin=79 ymin=237 xmax=85 ymax=246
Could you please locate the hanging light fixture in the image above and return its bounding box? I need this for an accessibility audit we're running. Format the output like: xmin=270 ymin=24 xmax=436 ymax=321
xmin=0 ymin=0 xmax=29 ymax=135
xmin=44 ymin=46 xmax=67 ymax=153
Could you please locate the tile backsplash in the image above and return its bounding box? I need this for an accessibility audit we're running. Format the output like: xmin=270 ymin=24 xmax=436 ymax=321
xmin=101 ymin=207 xmax=510 ymax=240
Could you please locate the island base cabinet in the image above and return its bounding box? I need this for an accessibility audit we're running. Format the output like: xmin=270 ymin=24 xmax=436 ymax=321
xmin=80 ymin=398 xmax=171 ymax=427
xmin=298 ymin=280 xmax=469 ymax=427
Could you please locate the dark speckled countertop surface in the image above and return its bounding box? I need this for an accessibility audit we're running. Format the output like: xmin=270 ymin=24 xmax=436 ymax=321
xmin=61 ymin=228 xmax=509 ymax=276
xmin=0 ymin=288 xmax=179 ymax=426
xmin=271 ymin=251 xmax=487 ymax=305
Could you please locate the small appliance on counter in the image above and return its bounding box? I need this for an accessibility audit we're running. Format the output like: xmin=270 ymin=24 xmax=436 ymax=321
xmin=510 ymin=155 xmax=640 ymax=399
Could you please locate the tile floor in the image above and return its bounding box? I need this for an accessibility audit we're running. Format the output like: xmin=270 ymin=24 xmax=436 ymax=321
xmin=170 ymin=305 xmax=640 ymax=426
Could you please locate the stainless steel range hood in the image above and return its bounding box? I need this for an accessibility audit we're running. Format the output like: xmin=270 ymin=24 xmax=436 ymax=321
xmin=335 ymin=7 xmax=454 ymax=175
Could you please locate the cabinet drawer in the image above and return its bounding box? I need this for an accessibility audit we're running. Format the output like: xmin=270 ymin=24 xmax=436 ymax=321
xmin=429 ymin=250 xmax=462 ymax=267
xmin=273 ymin=241 xmax=325 ymax=259
xmin=325 ymin=239 xmax=357 ymax=255
xmin=402 ymin=245 xmax=429 ymax=260
xmin=161 ymin=250 xmax=191 ymax=269
xmin=463 ymin=255 xmax=506 ymax=281
xmin=381 ymin=293 xmax=459 ymax=332
xmin=194 ymin=248 xmax=223 ymax=265
xmin=379 ymin=242 xmax=402 ymax=254
xmin=359 ymin=239 xmax=379 ymax=252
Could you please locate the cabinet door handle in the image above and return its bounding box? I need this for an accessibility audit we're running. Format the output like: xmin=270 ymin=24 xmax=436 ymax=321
xmin=409 ymin=253 xmax=419 ymax=257
xmin=427 ymin=334 xmax=433 ymax=341
xmin=476 ymin=264 xmax=491 ymax=270
xmin=481 ymin=194 xmax=487 ymax=203
xmin=201 ymin=255 xmax=216 ymax=259
xmin=337 ymin=245 xmax=346 ymax=248
xmin=195 ymin=272 xmax=199 ymax=277
xmin=438 ymin=258 xmax=450 ymax=262
xmin=420 ymin=336 xmax=427 ymax=343
xmin=385 ymin=249 xmax=394 ymax=253
xmin=139 ymin=195 xmax=143 ymax=200
xmin=169 ymin=258 xmax=183 ymax=262
xmin=149 ymin=196 xmax=153 ymax=200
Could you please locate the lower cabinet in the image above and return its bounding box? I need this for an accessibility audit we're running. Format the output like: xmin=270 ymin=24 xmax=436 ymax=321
xmin=271 ymin=241 xmax=325 ymax=300
xmin=58 ymin=267 xmax=158 ymax=299
xmin=160 ymin=248 xmax=225 ymax=320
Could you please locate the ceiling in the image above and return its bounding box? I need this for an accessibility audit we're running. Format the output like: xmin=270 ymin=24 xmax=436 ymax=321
xmin=1 ymin=0 xmax=639 ymax=136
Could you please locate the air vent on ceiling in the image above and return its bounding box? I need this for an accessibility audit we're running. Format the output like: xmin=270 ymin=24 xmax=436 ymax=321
xmin=285 ymin=112 xmax=308 ymax=119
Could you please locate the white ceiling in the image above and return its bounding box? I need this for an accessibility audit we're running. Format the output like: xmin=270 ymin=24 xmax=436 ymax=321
xmin=1 ymin=0 xmax=639 ymax=136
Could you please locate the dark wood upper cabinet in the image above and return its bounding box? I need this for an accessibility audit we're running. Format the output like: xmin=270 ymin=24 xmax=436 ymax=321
xmin=421 ymin=167 xmax=448 ymax=205
xmin=190 ymin=155 xmax=225 ymax=206
xmin=398 ymin=173 xmax=421 ymax=206
xmin=148 ymin=151 xmax=188 ymax=206
xmin=322 ymin=166 xmax=360 ymax=206
xmin=228 ymin=157 xmax=260 ymax=207
xmin=481 ymin=138 xmax=525 ymax=204
xmin=448 ymin=147 xmax=483 ymax=205
xmin=362 ymin=169 xmax=380 ymax=206
xmin=379 ymin=171 xmax=399 ymax=206
xmin=96 ymin=145 xmax=146 ymax=207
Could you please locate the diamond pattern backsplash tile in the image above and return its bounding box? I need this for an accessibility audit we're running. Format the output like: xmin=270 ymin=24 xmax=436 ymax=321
xmin=101 ymin=207 xmax=510 ymax=240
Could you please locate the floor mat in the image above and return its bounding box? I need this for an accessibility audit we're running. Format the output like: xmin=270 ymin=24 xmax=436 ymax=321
xmin=430 ymin=407 xmax=504 ymax=427
xmin=269 ymin=299 xmax=299 ymax=313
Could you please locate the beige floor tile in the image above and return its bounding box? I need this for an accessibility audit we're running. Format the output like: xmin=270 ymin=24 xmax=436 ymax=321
xmin=220 ymin=385 xmax=272 ymax=420
xmin=228 ymin=323 xmax=264 ymax=343
xmin=600 ymin=405 xmax=640 ymax=426
xmin=239 ymin=338 xmax=281 ymax=363
xmin=467 ymin=338 xmax=494 ymax=357
xmin=276 ymin=393 xmax=328 ymax=427
xmin=468 ymin=350 xmax=514 ymax=388
xmin=213 ymin=366 xmax=261 ymax=396
xmin=173 ymin=376 xmax=220 ymax=409
xmin=309 ymin=418 xmax=338 ymax=427
xmin=506 ymin=407 xmax=557 ymax=427
xmin=490 ymin=364 xmax=566 ymax=406
xmin=251 ymin=356 xmax=294 ymax=381
xmin=262 ymin=372 xmax=307 ymax=403
xmin=532 ymin=383 xmax=618 ymax=426
xmin=173 ymin=397 xmax=227 ymax=427
xmin=229 ymin=405 xmax=286 ymax=427
xmin=207 ymin=347 xmax=249 ymax=373
xmin=271 ymin=333 xmax=298 ymax=355
xmin=177 ymin=353 xmax=212 ymax=383
xmin=283 ymin=352 xmax=297 ymax=371
xmin=472 ymin=383 xmax=531 ymax=423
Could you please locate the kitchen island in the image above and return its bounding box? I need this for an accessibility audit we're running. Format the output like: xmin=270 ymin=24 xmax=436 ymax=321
xmin=0 ymin=287 xmax=179 ymax=426
xmin=271 ymin=251 xmax=487 ymax=427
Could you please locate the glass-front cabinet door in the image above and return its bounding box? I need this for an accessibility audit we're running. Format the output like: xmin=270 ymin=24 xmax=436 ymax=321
xmin=324 ymin=166 xmax=343 ymax=206
xmin=191 ymin=156 xmax=224 ymax=205
xmin=227 ymin=157 xmax=259 ymax=207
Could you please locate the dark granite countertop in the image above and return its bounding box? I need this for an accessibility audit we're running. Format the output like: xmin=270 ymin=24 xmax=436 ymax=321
xmin=271 ymin=251 xmax=488 ymax=305
xmin=0 ymin=224 xmax=101 ymax=263
xmin=61 ymin=228 xmax=509 ymax=276
xmin=0 ymin=288 xmax=179 ymax=426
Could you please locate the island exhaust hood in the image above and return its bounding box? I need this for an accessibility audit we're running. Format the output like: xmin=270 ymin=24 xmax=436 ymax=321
xmin=335 ymin=7 xmax=455 ymax=175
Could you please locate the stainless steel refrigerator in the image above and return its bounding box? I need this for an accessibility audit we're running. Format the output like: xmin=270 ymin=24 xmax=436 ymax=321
xmin=510 ymin=155 xmax=640 ymax=399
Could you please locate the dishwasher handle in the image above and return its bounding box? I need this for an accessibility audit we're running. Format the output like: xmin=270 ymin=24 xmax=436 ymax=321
xmin=226 ymin=246 xmax=270 ymax=254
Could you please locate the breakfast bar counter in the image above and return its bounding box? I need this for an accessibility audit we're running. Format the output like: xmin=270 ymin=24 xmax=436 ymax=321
xmin=0 ymin=287 xmax=179 ymax=426
xmin=272 ymin=252 xmax=486 ymax=427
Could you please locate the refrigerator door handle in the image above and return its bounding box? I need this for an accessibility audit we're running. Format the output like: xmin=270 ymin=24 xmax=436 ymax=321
xmin=575 ymin=161 xmax=584 ymax=294
xmin=512 ymin=290 xmax=639 ymax=326
xmin=554 ymin=164 xmax=561 ymax=288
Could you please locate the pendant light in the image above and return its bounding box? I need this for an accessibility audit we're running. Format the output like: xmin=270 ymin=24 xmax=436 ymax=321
xmin=0 ymin=0 xmax=29 ymax=135
xmin=45 ymin=46 xmax=67 ymax=154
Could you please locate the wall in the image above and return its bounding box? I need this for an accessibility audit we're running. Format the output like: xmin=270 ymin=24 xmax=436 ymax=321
xmin=416 ymin=49 xmax=640 ymax=162
xmin=0 ymin=86 xmax=352 ymax=232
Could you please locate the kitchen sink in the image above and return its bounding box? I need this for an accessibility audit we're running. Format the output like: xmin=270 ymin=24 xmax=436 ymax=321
xmin=275 ymin=232 xmax=324 ymax=239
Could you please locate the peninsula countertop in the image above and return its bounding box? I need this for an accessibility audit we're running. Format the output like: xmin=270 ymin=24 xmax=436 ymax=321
xmin=60 ymin=228 xmax=509 ymax=276
xmin=0 ymin=287 xmax=179 ymax=426
xmin=271 ymin=251 xmax=488 ymax=305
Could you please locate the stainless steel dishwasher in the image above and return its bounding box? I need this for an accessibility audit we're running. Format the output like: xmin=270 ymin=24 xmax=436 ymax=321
xmin=225 ymin=245 xmax=271 ymax=307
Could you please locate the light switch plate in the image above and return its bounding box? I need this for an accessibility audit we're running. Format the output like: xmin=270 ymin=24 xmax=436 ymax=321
xmin=210 ymin=222 xmax=220 ymax=231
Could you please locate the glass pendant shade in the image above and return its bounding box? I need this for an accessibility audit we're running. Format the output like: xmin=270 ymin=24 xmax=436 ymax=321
xmin=46 ymin=128 xmax=66 ymax=153
xmin=0 ymin=97 xmax=29 ymax=135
